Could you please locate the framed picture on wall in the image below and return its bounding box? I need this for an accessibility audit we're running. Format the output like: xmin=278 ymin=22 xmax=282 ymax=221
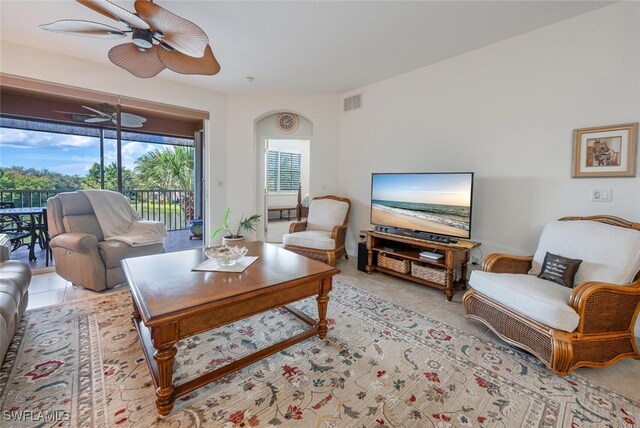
xmin=572 ymin=123 xmax=638 ymax=177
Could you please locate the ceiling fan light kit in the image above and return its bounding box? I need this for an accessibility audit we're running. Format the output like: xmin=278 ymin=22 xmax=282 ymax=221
xmin=40 ymin=0 xmax=220 ymax=78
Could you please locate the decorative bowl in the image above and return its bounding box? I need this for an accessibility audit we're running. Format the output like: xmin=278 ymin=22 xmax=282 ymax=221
xmin=204 ymin=245 xmax=248 ymax=266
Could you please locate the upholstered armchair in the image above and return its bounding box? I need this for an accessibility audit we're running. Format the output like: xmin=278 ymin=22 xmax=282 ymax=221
xmin=283 ymin=195 xmax=351 ymax=266
xmin=47 ymin=191 xmax=165 ymax=292
xmin=463 ymin=215 xmax=640 ymax=376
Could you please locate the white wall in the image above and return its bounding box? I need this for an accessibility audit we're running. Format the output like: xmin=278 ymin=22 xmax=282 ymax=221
xmin=0 ymin=41 xmax=229 ymax=244
xmin=339 ymin=2 xmax=640 ymax=258
xmin=338 ymin=2 xmax=640 ymax=336
xmin=226 ymin=94 xmax=340 ymax=241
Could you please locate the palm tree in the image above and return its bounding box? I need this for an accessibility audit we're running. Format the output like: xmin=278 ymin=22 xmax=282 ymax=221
xmin=132 ymin=146 xmax=195 ymax=222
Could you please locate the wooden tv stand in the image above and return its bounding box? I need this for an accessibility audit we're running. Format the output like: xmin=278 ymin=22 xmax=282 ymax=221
xmin=365 ymin=230 xmax=480 ymax=301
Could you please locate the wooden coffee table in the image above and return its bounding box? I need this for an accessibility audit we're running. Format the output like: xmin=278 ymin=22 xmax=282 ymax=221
xmin=122 ymin=241 xmax=340 ymax=416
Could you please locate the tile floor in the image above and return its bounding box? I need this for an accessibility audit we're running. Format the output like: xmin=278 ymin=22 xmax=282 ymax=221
xmin=26 ymin=256 xmax=640 ymax=401
xmin=27 ymin=271 xmax=129 ymax=309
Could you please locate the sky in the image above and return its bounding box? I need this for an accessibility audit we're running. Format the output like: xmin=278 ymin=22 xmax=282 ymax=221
xmin=0 ymin=128 xmax=157 ymax=176
xmin=372 ymin=173 xmax=473 ymax=206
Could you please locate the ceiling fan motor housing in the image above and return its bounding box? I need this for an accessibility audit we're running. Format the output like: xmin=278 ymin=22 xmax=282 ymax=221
xmin=132 ymin=27 xmax=153 ymax=50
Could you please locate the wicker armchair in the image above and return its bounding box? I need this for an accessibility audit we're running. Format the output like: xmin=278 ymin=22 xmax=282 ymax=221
xmin=283 ymin=195 xmax=350 ymax=266
xmin=463 ymin=215 xmax=640 ymax=376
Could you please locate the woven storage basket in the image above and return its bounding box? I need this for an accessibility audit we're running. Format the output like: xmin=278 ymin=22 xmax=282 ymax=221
xmin=411 ymin=262 xmax=447 ymax=285
xmin=378 ymin=253 xmax=410 ymax=274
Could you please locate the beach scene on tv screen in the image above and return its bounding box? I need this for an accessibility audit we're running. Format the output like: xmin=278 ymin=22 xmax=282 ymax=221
xmin=371 ymin=173 xmax=472 ymax=238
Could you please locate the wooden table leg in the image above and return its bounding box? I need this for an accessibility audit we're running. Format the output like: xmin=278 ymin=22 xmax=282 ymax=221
xmin=461 ymin=262 xmax=469 ymax=290
xmin=444 ymin=269 xmax=454 ymax=301
xmin=151 ymin=324 xmax=179 ymax=416
xmin=365 ymin=235 xmax=373 ymax=274
xmin=131 ymin=295 xmax=141 ymax=321
xmin=316 ymin=278 xmax=332 ymax=339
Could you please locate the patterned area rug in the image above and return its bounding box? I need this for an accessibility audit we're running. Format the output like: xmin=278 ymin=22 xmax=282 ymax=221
xmin=1 ymin=279 xmax=638 ymax=427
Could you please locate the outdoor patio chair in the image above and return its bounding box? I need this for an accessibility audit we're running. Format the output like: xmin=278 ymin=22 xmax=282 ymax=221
xmin=0 ymin=202 xmax=32 ymax=254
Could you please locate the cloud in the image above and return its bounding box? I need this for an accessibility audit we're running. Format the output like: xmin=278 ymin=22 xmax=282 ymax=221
xmin=11 ymin=152 xmax=98 ymax=175
xmin=0 ymin=128 xmax=97 ymax=149
xmin=0 ymin=143 xmax=33 ymax=149
xmin=102 ymin=140 xmax=157 ymax=169
xmin=122 ymin=141 xmax=156 ymax=168
xmin=51 ymin=162 xmax=95 ymax=176
xmin=1 ymin=128 xmax=163 ymax=175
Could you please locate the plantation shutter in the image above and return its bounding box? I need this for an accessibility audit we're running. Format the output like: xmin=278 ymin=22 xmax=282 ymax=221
xmin=279 ymin=152 xmax=301 ymax=191
xmin=266 ymin=150 xmax=301 ymax=192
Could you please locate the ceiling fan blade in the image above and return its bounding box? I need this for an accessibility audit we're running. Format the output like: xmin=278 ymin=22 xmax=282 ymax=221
xmin=39 ymin=20 xmax=126 ymax=39
xmin=157 ymin=44 xmax=220 ymax=76
xmin=53 ymin=111 xmax=97 ymax=123
xmin=53 ymin=110 xmax=92 ymax=116
xmin=115 ymin=117 xmax=145 ymax=128
xmin=135 ymin=1 xmax=208 ymax=58
xmin=85 ymin=117 xmax=111 ymax=123
xmin=120 ymin=112 xmax=147 ymax=124
xmin=108 ymin=43 xmax=166 ymax=78
xmin=81 ymin=105 xmax=112 ymax=118
xmin=76 ymin=0 xmax=149 ymax=30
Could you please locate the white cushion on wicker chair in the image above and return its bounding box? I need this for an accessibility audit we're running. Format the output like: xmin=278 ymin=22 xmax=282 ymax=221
xmin=282 ymin=230 xmax=336 ymax=250
xmin=470 ymin=271 xmax=579 ymax=332
xmin=528 ymin=220 xmax=640 ymax=285
xmin=306 ymin=199 xmax=349 ymax=232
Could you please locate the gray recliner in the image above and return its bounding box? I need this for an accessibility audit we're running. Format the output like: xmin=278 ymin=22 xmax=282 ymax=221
xmin=47 ymin=191 xmax=165 ymax=291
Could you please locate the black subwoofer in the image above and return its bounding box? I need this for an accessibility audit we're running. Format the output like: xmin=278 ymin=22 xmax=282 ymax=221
xmin=357 ymin=242 xmax=369 ymax=272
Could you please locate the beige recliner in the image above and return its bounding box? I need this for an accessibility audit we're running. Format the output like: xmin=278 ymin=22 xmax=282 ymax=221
xmin=47 ymin=191 xmax=165 ymax=291
xmin=0 ymin=233 xmax=31 ymax=363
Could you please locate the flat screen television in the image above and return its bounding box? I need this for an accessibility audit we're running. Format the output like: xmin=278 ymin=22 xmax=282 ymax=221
xmin=370 ymin=172 xmax=474 ymax=240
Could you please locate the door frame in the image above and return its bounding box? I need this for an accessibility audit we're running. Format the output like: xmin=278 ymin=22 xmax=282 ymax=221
xmin=256 ymin=134 xmax=312 ymax=241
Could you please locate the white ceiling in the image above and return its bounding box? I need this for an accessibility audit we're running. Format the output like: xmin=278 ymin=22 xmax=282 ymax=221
xmin=0 ymin=1 xmax=612 ymax=95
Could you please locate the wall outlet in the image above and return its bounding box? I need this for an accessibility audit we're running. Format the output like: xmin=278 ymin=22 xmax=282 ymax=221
xmin=468 ymin=260 xmax=481 ymax=272
xmin=471 ymin=255 xmax=481 ymax=265
xmin=592 ymin=188 xmax=612 ymax=202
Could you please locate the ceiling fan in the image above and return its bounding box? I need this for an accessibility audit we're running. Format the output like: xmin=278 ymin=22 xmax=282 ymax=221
xmin=40 ymin=0 xmax=220 ymax=78
xmin=54 ymin=104 xmax=147 ymax=128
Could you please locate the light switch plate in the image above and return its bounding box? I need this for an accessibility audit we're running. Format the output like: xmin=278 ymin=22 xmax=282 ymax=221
xmin=592 ymin=188 xmax=612 ymax=202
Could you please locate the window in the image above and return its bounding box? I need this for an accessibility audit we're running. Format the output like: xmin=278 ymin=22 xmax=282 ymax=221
xmin=0 ymin=116 xmax=194 ymax=192
xmin=267 ymin=150 xmax=301 ymax=193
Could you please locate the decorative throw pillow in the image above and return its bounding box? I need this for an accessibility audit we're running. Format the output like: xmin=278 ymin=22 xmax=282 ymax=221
xmin=538 ymin=251 xmax=583 ymax=288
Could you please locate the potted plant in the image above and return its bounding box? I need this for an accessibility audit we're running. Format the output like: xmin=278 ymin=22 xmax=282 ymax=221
xmin=211 ymin=208 xmax=261 ymax=246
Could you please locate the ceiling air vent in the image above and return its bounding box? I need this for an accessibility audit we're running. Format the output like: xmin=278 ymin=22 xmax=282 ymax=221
xmin=343 ymin=94 xmax=363 ymax=112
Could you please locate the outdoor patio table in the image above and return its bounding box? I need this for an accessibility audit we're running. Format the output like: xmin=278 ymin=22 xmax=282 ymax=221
xmin=0 ymin=207 xmax=47 ymax=263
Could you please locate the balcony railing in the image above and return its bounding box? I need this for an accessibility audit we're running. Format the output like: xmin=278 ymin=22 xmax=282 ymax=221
xmin=0 ymin=190 xmax=59 ymax=209
xmin=123 ymin=190 xmax=194 ymax=231
xmin=0 ymin=189 xmax=194 ymax=231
